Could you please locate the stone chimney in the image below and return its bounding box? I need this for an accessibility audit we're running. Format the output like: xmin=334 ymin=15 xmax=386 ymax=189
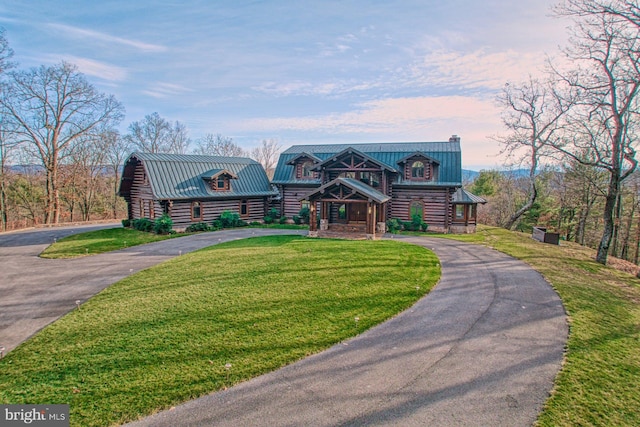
xmin=449 ymin=135 xmax=460 ymax=143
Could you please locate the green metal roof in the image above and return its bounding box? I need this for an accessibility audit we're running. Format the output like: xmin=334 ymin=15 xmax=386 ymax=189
xmin=122 ymin=152 xmax=277 ymax=200
xmin=452 ymin=188 xmax=486 ymax=204
xmin=273 ymin=141 xmax=462 ymax=184
xmin=311 ymin=147 xmax=399 ymax=172
xmin=301 ymin=177 xmax=391 ymax=204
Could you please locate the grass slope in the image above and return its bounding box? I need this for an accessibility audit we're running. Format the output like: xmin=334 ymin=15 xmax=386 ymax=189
xmin=0 ymin=235 xmax=439 ymax=427
xmin=39 ymin=228 xmax=183 ymax=259
xmin=446 ymin=226 xmax=640 ymax=427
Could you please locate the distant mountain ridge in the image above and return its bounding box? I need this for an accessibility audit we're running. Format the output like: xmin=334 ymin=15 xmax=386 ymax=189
xmin=462 ymin=168 xmax=530 ymax=182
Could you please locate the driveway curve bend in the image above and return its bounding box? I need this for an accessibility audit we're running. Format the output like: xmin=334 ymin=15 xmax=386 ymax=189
xmin=0 ymin=225 xmax=307 ymax=354
xmin=125 ymin=235 xmax=568 ymax=427
xmin=1 ymin=227 xmax=568 ymax=426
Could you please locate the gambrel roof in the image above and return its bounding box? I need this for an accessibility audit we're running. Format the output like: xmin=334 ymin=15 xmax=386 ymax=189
xmin=119 ymin=152 xmax=277 ymax=200
xmin=272 ymin=141 xmax=462 ymax=185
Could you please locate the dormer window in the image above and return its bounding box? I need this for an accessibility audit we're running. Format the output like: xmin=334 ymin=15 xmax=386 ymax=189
xmin=203 ymin=169 xmax=237 ymax=192
xmin=411 ymin=161 xmax=425 ymax=179
xmin=216 ymin=175 xmax=227 ymax=190
xmin=295 ymin=159 xmax=318 ymax=179
xmin=398 ymin=152 xmax=438 ymax=182
xmin=287 ymin=152 xmax=321 ymax=180
xmin=302 ymin=161 xmax=314 ymax=178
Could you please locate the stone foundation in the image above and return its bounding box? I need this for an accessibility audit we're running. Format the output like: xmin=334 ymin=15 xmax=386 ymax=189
xmin=449 ymin=225 xmax=476 ymax=234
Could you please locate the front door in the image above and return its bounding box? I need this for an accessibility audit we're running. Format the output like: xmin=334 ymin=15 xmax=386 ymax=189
xmin=348 ymin=203 xmax=367 ymax=223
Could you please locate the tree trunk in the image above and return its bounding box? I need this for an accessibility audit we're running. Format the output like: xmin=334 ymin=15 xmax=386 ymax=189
xmin=0 ymin=154 xmax=7 ymax=231
xmin=44 ymin=168 xmax=54 ymax=224
xmin=611 ymin=192 xmax=623 ymax=257
xmin=634 ymin=208 xmax=640 ymax=265
xmin=505 ymin=155 xmax=539 ymax=231
xmin=596 ymin=173 xmax=620 ymax=264
xmin=504 ymin=182 xmax=537 ymax=230
xmin=0 ymin=174 xmax=6 ymax=231
xmin=52 ymin=162 xmax=60 ymax=224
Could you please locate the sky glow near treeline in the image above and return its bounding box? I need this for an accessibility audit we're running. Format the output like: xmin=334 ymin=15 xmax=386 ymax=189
xmin=0 ymin=1 xmax=569 ymax=170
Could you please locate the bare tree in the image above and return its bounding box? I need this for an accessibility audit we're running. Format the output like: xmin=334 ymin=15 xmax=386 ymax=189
xmin=168 ymin=120 xmax=190 ymax=154
xmin=193 ymin=133 xmax=247 ymax=157
xmin=0 ymin=27 xmax=14 ymax=73
xmin=63 ymin=133 xmax=111 ymax=221
xmin=0 ymin=28 xmax=15 ymax=230
xmin=562 ymin=155 xmax=608 ymax=245
xmin=6 ymin=167 xmax=46 ymax=227
xmin=551 ymin=1 xmax=640 ymax=264
xmin=559 ymin=0 xmax=640 ymax=26
xmin=0 ymin=106 xmax=19 ymax=231
xmin=250 ymin=138 xmax=281 ymax=178
xmin=494 ymin=77 xmax=573 ymax=230
xmin=126 ymin=112 xmax=190 ymax=154
xmin=0 ymin=62 xmax=124 ymax=224
xmin=104 ymin=131 xmax=130 ymax=218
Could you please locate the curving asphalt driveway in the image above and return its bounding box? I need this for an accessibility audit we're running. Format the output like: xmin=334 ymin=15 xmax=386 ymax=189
xmin=0 ymin=227 xmax=568 ymax=426
xmin=0 ymin=224 xmax=306 ymax=354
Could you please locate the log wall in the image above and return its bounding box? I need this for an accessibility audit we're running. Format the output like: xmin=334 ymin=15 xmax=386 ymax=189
xmin=281 ymin=185 xmax=318 ymax=218
xmin=129 ymin=161 xmax=157 ymax=220
xmin=390 ymin=187 xmax=452 ymax=229
xmin=169 ymin=198 xmax=266 ymax=227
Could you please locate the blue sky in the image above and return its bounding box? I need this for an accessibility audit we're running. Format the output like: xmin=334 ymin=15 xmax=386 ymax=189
xmin=0 ymin=0 xmax=568 ymax=170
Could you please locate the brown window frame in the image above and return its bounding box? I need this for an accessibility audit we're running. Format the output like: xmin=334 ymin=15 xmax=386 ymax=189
xmin=410 ymin=161 xmax=426 ymax=180
xmin=148 ymin=200 xmax=155 ymax=219
xmin=301 ymin=161 xmax=315 ymax=179
xmin=217 ymin=176 xmax=226 ymax=190
xmin=191 ymin=201 xmax=203 ymax=221
xmin=455 ymin=204 xmax=465 ymax=220
xmin=240 ymin=199 xmax=249 ymax=217
xmin=212 ymin=175 xmax=230 ymax=192
xmin=409 ymin=200 xmax=424 ymax=220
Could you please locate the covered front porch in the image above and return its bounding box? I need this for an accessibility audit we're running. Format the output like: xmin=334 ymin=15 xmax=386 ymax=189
xmin=301 ymin=178 xmax=390 ymax=239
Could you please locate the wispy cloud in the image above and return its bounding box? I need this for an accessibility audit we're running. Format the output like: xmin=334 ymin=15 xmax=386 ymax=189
xmin=237 ymin=95 xmax=500 ymax=136
xmin=47 ymin=23 xmax=167 ymax=53
xmin=409 ymin=48 xmax=550 ymax=91
xmin=142 ymin=82 xmax=194 ymax=99
xmin=40 ymin=54 xmax=127 ymax=81
xmin=234 ymin=95 xmax=504 ymax=167
xmin=252 ymin=79 xmax=383 ymax=97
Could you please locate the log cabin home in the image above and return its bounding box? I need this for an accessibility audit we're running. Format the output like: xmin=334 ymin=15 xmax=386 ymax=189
xmin=119 ymin=152 xmax=278 ymax=230
xmin=271 ymin=136 xmax=485 ymax=238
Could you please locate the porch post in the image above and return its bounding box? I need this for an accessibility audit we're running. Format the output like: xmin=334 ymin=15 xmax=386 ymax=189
xmin=309 ymin=199 xmax=318 ymax=237
xmin=377 ymin=202 xmax=386 ymax=234
xmin=319 ymin=201 xmax=329 ymax=231
xmin=366 ymin=201 xmax=376 ymax=239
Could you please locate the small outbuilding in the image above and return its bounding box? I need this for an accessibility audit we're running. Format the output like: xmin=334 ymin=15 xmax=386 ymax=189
xmin=118 ymin=152 xmax=278 ymax=230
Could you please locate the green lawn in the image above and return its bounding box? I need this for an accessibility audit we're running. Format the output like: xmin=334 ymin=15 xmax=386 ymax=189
xmin=0 ymin=236 xmax=440 ymax=427
xmin=445 ymin=226 xmax=640 ymax=427
xmin=7 ymin=225 xmax=640 ymax=426
xmin=39 ymin=227 xmax=184 ymax=259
